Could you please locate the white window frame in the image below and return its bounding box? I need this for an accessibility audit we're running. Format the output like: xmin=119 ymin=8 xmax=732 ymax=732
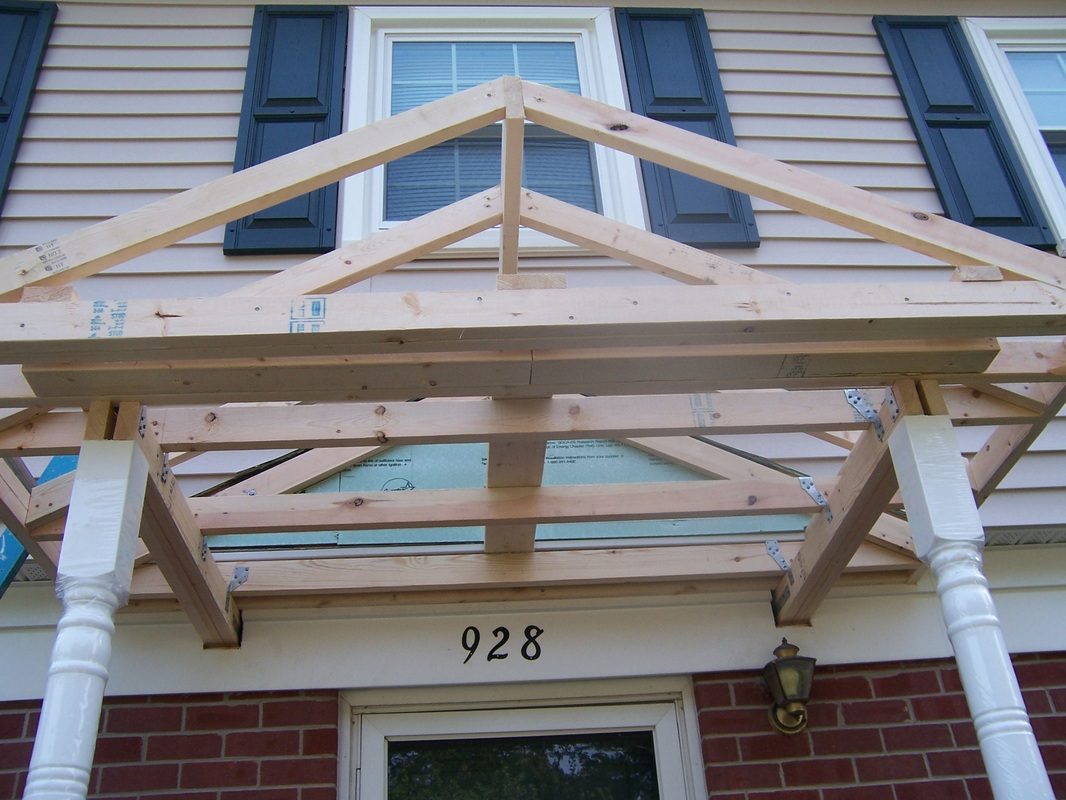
xmin=340 ymin=7 xmax=646 ymax=253
xmin=342 ymin=678 xmax=707 ymax=800
xmin=964 ymin=18 xmax=1066 ymax=255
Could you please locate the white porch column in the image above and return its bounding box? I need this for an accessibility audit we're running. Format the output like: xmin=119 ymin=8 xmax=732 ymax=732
xmin=24 ymin=440 xmax=149 ymax=800
xmin=888 ymin=415 xmax=1053 ymax=800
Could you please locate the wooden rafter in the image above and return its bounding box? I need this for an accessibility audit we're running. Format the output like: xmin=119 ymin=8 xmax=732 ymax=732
xmin=772 ymin=382 xmax=924 ymax=625
xmin=0 ymin=458 xmax=58 ymax=577
xmin=112 ymin=403 xmax=241 ymax=647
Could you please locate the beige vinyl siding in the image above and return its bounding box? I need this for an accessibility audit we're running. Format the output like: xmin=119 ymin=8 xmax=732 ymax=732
xmin=707 ymin=8 xmax=945 ymax=277
xmin=0 ymin=3 xmax=255 ymax=291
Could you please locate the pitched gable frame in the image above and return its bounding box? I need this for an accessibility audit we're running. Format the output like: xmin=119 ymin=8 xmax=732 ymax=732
xmin=1 ymin=77 xmax=1064 ymax=642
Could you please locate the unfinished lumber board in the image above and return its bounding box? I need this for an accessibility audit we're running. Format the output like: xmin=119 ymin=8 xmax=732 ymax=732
xmin=624 ymin=436 xmax=793 ymax=482
xmin=519 ymin=189 xmax=784 ymax=286
xmin=0 ymin=80 xmax=508 ymax=301
xmin=127 ymin=540 xmax=920 ymax=604
xmin=484 ymin=436 xmax=547 ymax=553
xmin=112 ymin=403 xmax=240 ymax=648
xmin=772 ymin=381 xmax=923 ymax=626
xmin=969 ymin=382 xmax=1066 ymax=504
xmin=0 ymin=459 xmax=57 ymax=577
xmin=17 ymin=339 xmax=1002 ymax=406
xmin=521 ymin=81 xmax=1066 ymax=289
xmin=0 ymin=411 xmax=88 ymax=456
xmin=235 ymin=188 xmax=503 ymax=298
xmin=8 ymin=283 xmax=1060 ymax=365
xmin=499 ymin=77 xmax=525 ymax=275
xmin=147 ymin=392 xmax=869 ymax=452
xmin=189 ymin=477 xmax=832 ymax=535
xmin=214 ymin=446 xmax=390 ymax=497
xmin=0 ymin=407 xmax=48 ymax=433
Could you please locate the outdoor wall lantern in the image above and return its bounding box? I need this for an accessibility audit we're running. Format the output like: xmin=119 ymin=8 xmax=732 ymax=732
xmin=762 ymin=638 xmax=816 ymax=735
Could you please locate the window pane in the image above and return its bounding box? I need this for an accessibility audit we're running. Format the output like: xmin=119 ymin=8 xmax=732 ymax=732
xmin=387 ymin=731 xmax=660 ymax=800
xmin=1006 ymin=51 xmax=1066 ymax=128
xmin=386 ymin=40 xmax=599 ymax=221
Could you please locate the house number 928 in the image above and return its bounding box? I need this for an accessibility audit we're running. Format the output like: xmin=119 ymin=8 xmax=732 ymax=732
xmin=461 ymin=625 xmax=544 ymax=664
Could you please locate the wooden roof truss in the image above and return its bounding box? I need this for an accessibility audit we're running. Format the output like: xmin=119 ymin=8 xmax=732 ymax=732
xmin=1 ymin=77 xmax=1064 ymax=646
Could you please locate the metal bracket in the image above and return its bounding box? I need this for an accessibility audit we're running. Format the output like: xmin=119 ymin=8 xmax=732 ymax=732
xmin=885 ymin=387 xmax=899 ymax=424
xmin=798 ymin=476 xmax=832 ymax=523
xmin=765 ymin=540 xmax=791 ymax=572
xmin=225 ymin=566 xmax=249 ymax=612
xmin=160 ymin=455 xmax=170 ymax=485
xmin=200 ymin=539 xmax=208 ymax=561
xmin=845 ymin=389 xmax=885 ymax=441
xmin=137 ymin=407 xmax=147 ymax=438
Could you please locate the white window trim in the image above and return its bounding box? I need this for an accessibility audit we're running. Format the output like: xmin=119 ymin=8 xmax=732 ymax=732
xmin=341 ymin=677 xmax=707 ymax=800
xmin=340 ymin=7 xmax=646 ymax=254
xmin=964 ymin=18 xmax=1066 ymax=255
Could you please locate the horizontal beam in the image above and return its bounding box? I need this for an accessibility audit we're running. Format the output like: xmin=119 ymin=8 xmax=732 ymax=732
xmin=144 ymin=391 xmax=891 ymax=452
xmin=187 ymin=478 xmax=833 ymax=536
xmin=127 ymin=539 xmax=920 ymax=603
xmin=4 ymin=283 xmax=1061 ymax=365
xmin=13 ymin=339 xmax=1003 ymax=406
xmin=0 ymin=385 xmax=1044 ymax=457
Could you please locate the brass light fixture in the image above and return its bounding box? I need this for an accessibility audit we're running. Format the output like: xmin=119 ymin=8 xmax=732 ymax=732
xmin=762 ymin=638 xmax=816 ymax=734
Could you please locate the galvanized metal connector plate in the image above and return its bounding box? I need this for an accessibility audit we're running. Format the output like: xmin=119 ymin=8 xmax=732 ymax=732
xmin=845 ymin=388 xmax=884 ymax=440
xmin=798 ymin=476 xmax=832 ymax=523
xmin=765 ymin=539 xmax=791 ymax=572
xmin=225 ymin=566 xmax=249 ymax=612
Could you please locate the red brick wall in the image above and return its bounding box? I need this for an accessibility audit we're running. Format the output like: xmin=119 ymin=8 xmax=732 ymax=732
xmin=695 ymin=652 xmax=1066 ymax=799
xmin=0 ymin=690 xmax=339 ymax=800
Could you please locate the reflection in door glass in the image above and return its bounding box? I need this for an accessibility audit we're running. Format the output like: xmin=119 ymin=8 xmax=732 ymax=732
xmin=387 ymin=730 xmax=660 ymax=799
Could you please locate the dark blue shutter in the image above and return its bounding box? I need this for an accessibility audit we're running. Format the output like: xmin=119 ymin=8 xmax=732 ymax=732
xmin=0 ymin=2 xmax=56 ymax=218
xmin=225 ymin=6 xmax=347 ymax=255
xmin=615 ymin=8 xmax=758 ymax=248
xmin=874 ymin=16 xmax=1054 ymax=249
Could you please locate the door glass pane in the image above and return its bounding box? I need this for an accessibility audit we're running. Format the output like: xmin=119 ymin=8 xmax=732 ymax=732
xmin=387 ymin=731 xmax=660 ymax=799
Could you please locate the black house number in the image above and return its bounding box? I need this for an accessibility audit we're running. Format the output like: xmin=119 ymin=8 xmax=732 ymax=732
xmin=461 ymin=625 xmax=544 ymax=664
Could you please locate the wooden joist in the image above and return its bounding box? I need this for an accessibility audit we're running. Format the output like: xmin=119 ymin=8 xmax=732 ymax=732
xmin=0 ymin=385 xmax=1045 ymax=457
xmin=127 ymin=539 xmax=921 ymax=605
xmin=188 ymin=478 xmax=833 ymax=536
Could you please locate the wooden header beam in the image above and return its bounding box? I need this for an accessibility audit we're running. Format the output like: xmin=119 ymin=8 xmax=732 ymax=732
xmin=3 ymin=283 xmax=1061 ymax=366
